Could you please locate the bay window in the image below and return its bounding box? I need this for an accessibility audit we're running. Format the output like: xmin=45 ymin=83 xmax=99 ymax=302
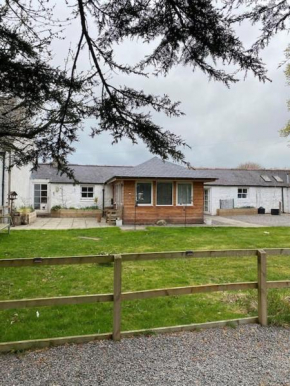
xmin=157 ymin=182 xmax=173 ymax=205
xmin=136 ymin=182 xmax=152 ymax=205
xmin=177 ymin=183 xmax=192 ymax=205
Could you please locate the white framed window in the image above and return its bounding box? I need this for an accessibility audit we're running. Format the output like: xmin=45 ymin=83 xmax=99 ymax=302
xmin=81 ymin=186 xmax=94 ymax=199
xmin=177 ymin=183 xmax=193 ymax=206
xmin=157 ymin=182 xmax=173 ymax=206
xmin=238 ymin=188 xmax=248 ymax=198
xmin=34 ymin=184 xmax=47 ymax=209
xmin=136 ymin=182 xmax=152 ymax=205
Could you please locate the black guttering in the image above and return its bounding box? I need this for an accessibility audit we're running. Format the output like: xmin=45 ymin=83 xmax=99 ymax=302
xmin=105 ymin=176 xmax=217 ymax=184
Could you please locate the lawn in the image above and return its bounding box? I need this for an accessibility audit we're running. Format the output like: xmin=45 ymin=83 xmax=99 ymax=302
xmin=1 ymin=226 xmax=290 ymax=343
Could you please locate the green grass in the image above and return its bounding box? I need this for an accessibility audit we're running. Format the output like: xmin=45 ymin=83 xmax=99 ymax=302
xmin=1 ymin=226 xmax=290 ymax=343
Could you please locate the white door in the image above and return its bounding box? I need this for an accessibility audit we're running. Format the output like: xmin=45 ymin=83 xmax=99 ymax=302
xmin=204 ymin=188 xmax=211 ymax=214
xmin=114 ymin=183 xmax=123 ymax=208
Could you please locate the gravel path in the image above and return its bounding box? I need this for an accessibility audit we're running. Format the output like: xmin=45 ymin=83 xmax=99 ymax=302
xmin=1 ymin=325 xmax=290 ymax=386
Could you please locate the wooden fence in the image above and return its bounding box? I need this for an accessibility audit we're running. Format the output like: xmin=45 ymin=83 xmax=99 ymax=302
xmin=1 ymin=248 xmax=290 ymax=352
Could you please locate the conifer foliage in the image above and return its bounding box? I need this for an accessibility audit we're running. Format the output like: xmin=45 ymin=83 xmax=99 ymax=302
xmin=1 ymin=0 xmax=289 ymax=174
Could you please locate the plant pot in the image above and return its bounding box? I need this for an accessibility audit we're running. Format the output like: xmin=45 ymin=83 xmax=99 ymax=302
xmin=271 ymin=209 xmax=280 ymax=215
xmin=13 ymin=215 xmax=22 ymax=226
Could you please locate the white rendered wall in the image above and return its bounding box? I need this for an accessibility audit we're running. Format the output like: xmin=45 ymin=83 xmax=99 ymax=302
xmin=0 ymin=153 xmax=32 ymax=209
xmin=207 ymin=186 xmax=288 ymax=215
xmin=11 ymin=164 xmax=33 ymax=208
xmin=49 ymin=183 xmax=113 ymax=210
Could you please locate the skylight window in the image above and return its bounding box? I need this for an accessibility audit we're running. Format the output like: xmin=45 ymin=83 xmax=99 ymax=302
xmin=261 ymin=175 xmax=272 ymax=182
xmin=273 ymin=175 xmax=283 ymax=183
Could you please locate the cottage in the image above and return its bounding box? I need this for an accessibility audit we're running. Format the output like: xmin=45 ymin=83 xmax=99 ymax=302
xmin=30 ymin=157 xmax=216 ymax=225
xmin=198 ymin=168 xmax=290 ymax=215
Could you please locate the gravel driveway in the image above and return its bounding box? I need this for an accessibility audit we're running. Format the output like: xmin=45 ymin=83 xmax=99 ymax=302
xmin=1 ymin=325 xmax=290 ymax=385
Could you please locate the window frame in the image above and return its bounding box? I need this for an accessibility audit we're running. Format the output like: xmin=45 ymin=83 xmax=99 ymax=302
xmin=237 ymin=188 xmax=248 ymax=199
xmin=135 ymin=181 xmax=153 ymax=206
xmin=176 ymin=182 xmax=193 ymax=206
xmin=156 ymin=181 xmax=173 ymax=206
xmin=34 ymin=183 xmax=48 ymax=209
xmin=81 ymin=185 xmax=94 ymax=200
xmin=273 ymin=175 xmax=283 ymax=183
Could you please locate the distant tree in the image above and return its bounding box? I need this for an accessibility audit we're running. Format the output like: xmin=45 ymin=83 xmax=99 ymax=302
xmin=238 ymin=162 xmax=263 ymax=170
xmin=1 ymin=0 xmax=290 ymax=175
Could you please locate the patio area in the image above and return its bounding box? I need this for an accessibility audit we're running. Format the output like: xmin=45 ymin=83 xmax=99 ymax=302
xmin=13 ymin=217 xmax=109 ymax=230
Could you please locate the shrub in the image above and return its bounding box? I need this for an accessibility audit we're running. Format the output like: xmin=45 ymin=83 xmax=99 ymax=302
xmin=18 ymin=206 xmax=35 ymax=213
xmin=51 ymin=205 xmax=62 ymax=211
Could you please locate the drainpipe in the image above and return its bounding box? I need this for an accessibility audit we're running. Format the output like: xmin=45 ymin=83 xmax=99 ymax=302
xmin=102 ymin=185 xmax=105 ymax=217
xmin=1 ymin=152 xmax=5 ymax=207
xmin=281 ymin=187 xmax=285 ymax=213
xmin=7 ymin=152 xmax=12 ymax=214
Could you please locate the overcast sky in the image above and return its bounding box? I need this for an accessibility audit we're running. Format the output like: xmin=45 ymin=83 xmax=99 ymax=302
xmin=57 ymin=7 xmax=290 ymax=169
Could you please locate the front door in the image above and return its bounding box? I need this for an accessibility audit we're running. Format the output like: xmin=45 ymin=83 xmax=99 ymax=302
xmin=114 ymin=183 xmax=123 ymax=209
xmin=204 ymin=188 xmax=211 ymax=214
xmin=34 ymin=184 xmax=48 ymax=212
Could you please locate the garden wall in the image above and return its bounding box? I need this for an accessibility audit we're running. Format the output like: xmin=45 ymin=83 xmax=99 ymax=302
xmin=51 ymin=209 xmax=102 ymax=221
xmin=217 ymin=208 xmax=258 ymax=216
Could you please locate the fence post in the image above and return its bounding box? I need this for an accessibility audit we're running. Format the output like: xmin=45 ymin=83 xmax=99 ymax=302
xmin=113 ymin=254 xmax=122 ymax=341
xmin=257 ymin=249 xmax=267 ymax=326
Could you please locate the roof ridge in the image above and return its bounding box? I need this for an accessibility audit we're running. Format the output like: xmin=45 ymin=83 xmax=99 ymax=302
xmin=37 ymin=163 xmax=134 ymax=168
xmin=194 ymin=167 xmax=290 ymax=171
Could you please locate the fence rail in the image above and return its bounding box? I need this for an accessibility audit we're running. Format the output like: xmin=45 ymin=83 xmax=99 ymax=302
xmin=1 ymin=248 xmax=290 ymax=352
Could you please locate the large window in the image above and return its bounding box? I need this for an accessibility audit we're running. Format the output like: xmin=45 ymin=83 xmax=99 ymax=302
xmin=177 ymin=183 xmax=192 ymax=205
xmin=157 ymin=182 xmax=172 ymax=205
xmin=34 ymin=184 xmax=47 ymax=209
xmin=81 ymin=186 xmax=94 ymax=199
xmin=136 ymin=182 xmax=152 ymax=205
xmin=238 ymin=188 xmax=248 ymax=198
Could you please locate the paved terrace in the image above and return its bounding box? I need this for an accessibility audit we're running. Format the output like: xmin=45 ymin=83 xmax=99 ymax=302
xmin=11 ymin=214 xmax=290 ymax=230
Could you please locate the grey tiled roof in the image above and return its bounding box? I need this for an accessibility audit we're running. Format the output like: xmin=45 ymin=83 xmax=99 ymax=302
xmin=32 ymin=164 xmax=133 ymax=184
xmin=202 ymin=168 xmax=290 ymax=187
xmin=106 ymin=157 xmax=216 ymax=181
xmin=32 ymin=157 xmax=216 ymax=184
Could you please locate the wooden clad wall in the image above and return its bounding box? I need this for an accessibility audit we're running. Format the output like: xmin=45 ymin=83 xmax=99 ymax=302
xmin=119 ymin=180 xmax=204 ymax=225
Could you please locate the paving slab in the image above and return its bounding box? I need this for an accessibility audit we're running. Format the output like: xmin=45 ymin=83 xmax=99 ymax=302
xmin=223 ymin=214 xmax=290 ymax=227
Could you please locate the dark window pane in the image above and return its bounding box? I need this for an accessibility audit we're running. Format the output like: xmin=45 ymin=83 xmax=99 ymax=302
xmin=42 ymin=191 xmax=47 ymax=197
xmin=136 ymin=183 xmax=152 ymax=204
xmin=88 ymin=187 xmax=94 ymax=193
xmin=34 ymin=191 xmax=41 ymax=197
xmin=157 ymin=182 xmax=172 ymax=205
xmin=34 ymin=184 xmax=40 ymax=191
xmin=41 ymin=184 xmax=47 ymax=190
xmin=34 ymin=203 xmax=40 ymax=209
xmin=88 ymin=193 xmax=94 ymax=198
xmin=41 ymin=197 xmax=47 ymax=203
